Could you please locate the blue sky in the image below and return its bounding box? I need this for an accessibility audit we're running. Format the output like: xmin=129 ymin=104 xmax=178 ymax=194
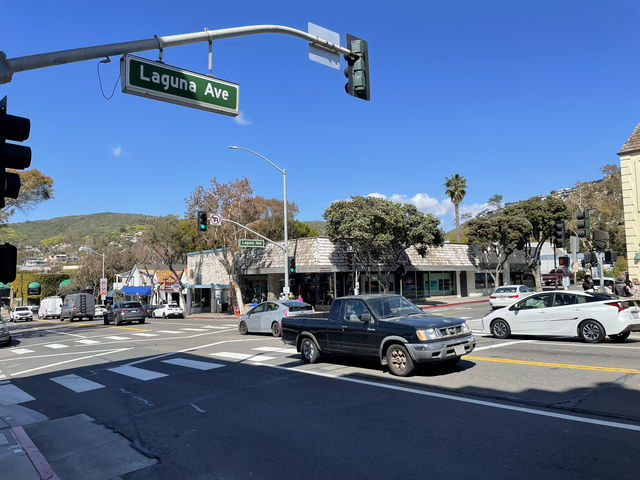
xmin=2 ymin=0 xmax=639 ymax=231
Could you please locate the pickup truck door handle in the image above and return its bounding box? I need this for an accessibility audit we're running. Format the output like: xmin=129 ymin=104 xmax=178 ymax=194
xmin=341 ymin=325 xmax=348 ymax=331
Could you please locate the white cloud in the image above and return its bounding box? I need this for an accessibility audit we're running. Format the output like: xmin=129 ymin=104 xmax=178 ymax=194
xmin=111 ymin=145 xmax=122 ymax=157
xmin=369 ymin=192 xmax=453 ymax=216
xmin=233 ymin=111 xmax=251 ymax=126
xmin=459 ymin=203 xmax=489 ymax=219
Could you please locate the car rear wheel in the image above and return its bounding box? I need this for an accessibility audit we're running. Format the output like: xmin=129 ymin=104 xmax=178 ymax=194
xmin=490 ymin=319 xmax=511 ymax=339
xmin=239 ymin=321 xmax=248 ymax=335
xmin=271 ymin=322 xmax=281 ymax=337
xmin=579 ymin=320 xmax=605 ymax=343
xmin=609 ymin=331 xmax=630 ymax=342
xmin=386 ymin=344 xmax=415 ymax=377
xmin=300 ymin=337 xmax=320 ymax=364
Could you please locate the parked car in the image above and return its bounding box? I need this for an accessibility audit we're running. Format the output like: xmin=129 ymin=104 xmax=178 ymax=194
xmin=239 ymin=300 xmax=315 ymax=337
xmin=94 ymin=305 xmax=107 ymax=317
xmin=61 ymin=293 xmax=96 ymax=321
xmin=142 ymin=305 xmax=159 ymax=318
xmin=38 ymin=296 xmax=63 ymax=319
xmin=10 ymin=306 xmax=33 ymax=322
xmin=28 ymin=305 xmax=39 ymax=316
xmin=489 ymin=285 xmax=533 ymax=309
xmin=152 ymin=304 xmax=184 ymax=319
xmin=104 ymin=301 xmax=146 ymax=325
xmin=0 ymin=315 xmax=11 ymax=346
xmin=482 ymin=290 xmax=640 ymax=343
xmin=591 ymin=277 xmax=615 ymax=295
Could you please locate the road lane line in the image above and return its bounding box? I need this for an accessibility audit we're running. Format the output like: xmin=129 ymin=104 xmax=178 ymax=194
xmin=75 ymin=339 xmax=101 ymax=345
xmin=10 ymin=348 xmax=132 ymax=377
xmin=265 ymin=365 xmax=640 ymax=432
xmin=50 ymin=374 xmax=105 ymax=393
xmin=211 ymin=352 xmax=275 ymax=362
xmin=465 ymin=355 xmax=640 ymax=374
xmin=104 ymin=336 xmax=130 ymax=340
xmin=473 ymin=340 xmax=535 ymax=351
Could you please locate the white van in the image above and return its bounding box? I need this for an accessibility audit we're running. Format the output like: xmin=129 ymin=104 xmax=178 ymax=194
xmin=38 ymin=296 xmax=63 ymax=319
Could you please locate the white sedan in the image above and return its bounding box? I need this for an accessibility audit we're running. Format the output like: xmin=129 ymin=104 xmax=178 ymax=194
xmin=489 ymin=285 xmax=533 ymax=309
xmin=152 ymin=304 xmax=184 ymax=318
xmin=482 ymin=290 xmax=640 ymax=343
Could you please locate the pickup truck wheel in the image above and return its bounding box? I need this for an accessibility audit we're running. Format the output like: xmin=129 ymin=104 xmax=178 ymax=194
xmin=239 ymin=321 xmax=248 ymax=335
xmin=386 ymin=344 xmax=415 ymax=377
xmin=300 ymin=338 xmax=320 ymax=364
xmin=271 ymin=322 xmax=281 ymax=337
xmin=609 ymin=331 xmax=630 ymax=342
xmin=490 ymin=319 xmax=511 ymax=339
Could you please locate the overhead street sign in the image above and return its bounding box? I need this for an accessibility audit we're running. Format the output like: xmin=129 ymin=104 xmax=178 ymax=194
xmin=120 ymin=55 xmax=239 ymax=116
xmin=239 ymin=239 xmax=265 ymax=248
xmin=210 ymin=214 xmax=222 ymax=226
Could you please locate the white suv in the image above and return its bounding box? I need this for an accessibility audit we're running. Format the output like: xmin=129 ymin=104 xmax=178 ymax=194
xmin=10 ymin=306 xmax=33 ymax=322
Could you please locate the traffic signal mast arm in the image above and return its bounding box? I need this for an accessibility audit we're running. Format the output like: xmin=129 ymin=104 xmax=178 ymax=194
xmin=0 ymin=25 xmax=355 ymax=84
xmin=219 ymin=218 xmax=286 ymax=252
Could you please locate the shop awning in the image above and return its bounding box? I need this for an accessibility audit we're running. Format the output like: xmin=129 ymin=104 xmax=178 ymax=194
xmin=59 ymin=279 xmax=72 ymax=287
xmin=28 ymin=282 xmax=41 ymax=289
xmin=106 ymin=290 xmax=116 ymax=298
xmin=121 ymin=286 xmax=152 ymax=296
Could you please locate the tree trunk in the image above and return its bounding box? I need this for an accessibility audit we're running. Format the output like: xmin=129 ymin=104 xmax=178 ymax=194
xmin=454 ymin=203 xmax=461 ymax=243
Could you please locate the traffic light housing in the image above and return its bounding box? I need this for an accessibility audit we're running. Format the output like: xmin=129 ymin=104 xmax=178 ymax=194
xmin=197 ymin=211 xmax=207 ymax=232
xmin=592 ymin=230 xmax=609 ymax=251
xmin=288 ymin=257 xmax=296 ymax=275
xmin=554 ymin=220 xmax=566 ymax=249
xmin=558 ymin=255 xmax=570 ymax=268
xmin=0 ymin=96 xmax=32 ymax=208
xmin=604 ymin=250 xmax=617 ymax=264
xmin=0 ymin=243 xmax=17 ymax=283
xmin=344 ymin=34 xmax=370 ymax=101
xmin=576 ymin=210 xmax=591 ymax=239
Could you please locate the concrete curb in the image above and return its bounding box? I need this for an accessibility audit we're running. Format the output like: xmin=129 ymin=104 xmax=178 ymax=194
xmin=11 ymin=425 xmax=60 ymax=480
xmin=420 ymin=298 xmax=489 ymax=309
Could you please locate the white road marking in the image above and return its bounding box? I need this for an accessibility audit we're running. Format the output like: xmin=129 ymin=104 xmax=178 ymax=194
xmin=104 ymin=336 xmax=130 ymax=340
xmin=161 ymin=358 xmax=225 ymax=371
xmin=11 ymin=348 xmax=34 ymax=355
xmin=181 ymin=328 xmax=208 ymax=332
xmin=132 ymin=333 xmax=158 ymax=337
xmin=50 ymin=374 xmax=105 ymax=393
xmin=108 ymin=365 xmax=167 ymax=381
xmin=0 ymin=384 xmax=35 ymax=405
xmin=253 ymin=346 xmax=298 ymax=354
xmin=191 ymin=403 xmax=206 ymax=413
xmin=76 ymin=339 xmax=101 ymax=345
xmin=44 ymin=344 xmax=68 ymax=350
xmin=267 ymin=365 xmax=640 ymax=432
xmin=203 ymin=326 xmax=229 ymax=329
xmin=10 ymin=348 xmax=132 ymax=377
xmin=211 ymin=352 xmax=275 ymax=362
xmin=221 ymin=324 xmax=237 ymax=327
xmin=473 ymin=340 xmax=535 ymax=351
xmin=157 ymin=330 xmax=181 ymax=334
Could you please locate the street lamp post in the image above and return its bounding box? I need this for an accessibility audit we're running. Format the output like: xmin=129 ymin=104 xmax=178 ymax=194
xmin=227 ymin=146 xmax=290 ymax=295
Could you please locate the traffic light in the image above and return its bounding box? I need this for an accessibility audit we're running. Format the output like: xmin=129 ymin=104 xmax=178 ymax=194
xmin=583 ymin=251 xmax=598 ymax=266
xmin=604 ymin=250 xmax=618 ymax=264
xmin=592 ymin=229 xmax=609 ymax=251
xmin=288 ymin=257 xmax=296 ymax=275
xmin=197 ymin=211 xmax=207 ymax=232
xmin=558 ymin=256 xmax=570 ymax=268
xmin=0 ymin=243 xmax=17 ymax=283
xmin=576 ymin=211 xmax=591 ymax=239
xmin=554 ymin=220 xmax=566 ymax=249
xmin=344 ymin=34 xmax=370 ymax=101
xmin=0 ymin=96 xmax=32 ymax=208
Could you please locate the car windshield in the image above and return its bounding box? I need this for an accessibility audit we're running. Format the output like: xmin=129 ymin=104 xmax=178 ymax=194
xmin=168 ymin=304 xmax=180 ymax=308
xmin=16 ymin=307 xmax=29 ymax=311
xmin=368 ymin=296 xmax=422 ymax=319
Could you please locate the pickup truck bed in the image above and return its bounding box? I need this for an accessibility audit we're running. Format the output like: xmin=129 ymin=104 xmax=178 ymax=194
xmin=281 ymin=294 xmax=475 ymax=376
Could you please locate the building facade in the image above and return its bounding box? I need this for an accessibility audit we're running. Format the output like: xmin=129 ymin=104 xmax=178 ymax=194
xmin=618 ymin=123 xmax=640 ymax=282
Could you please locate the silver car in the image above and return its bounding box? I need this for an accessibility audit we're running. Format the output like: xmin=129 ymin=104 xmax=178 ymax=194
xmin=239 ymin=300 xmax=314 ymax=337
xmin=0 ymin=316 xmax=11 ymax=346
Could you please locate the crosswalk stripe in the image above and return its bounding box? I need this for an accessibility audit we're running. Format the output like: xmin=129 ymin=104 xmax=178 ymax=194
xmin=253 ymin=346 xmax=298 ymax=354
xmin=108 ymin=365 xmax=167 ymax=381
xmin=204 ymin=326 xmax=229 ymax=329
xmin=50 ymin=374 xmax=105 ymax=393
xmin=44 ymin=344 xmax=68 ymax=349
xmin=181 ymin=328 xmax=207 ymax=332
xmin=11 ymin=348 xmax=34 ymax=354
xmin=132 ymin=333 xmax=158 ymax=337
xmin=104 ymin=336 xmax=130 ymax=340
xmin=157 ymin=330 xmax=181 ymax=334
xmin=0 ymin=384 xmax=35 ymax=405
xmin=76 ymin=339 xmax=101 ymax=345
xmin=211 ymin=352 xmax=275 ymax=362
xmin=161 ymin=358 xmax=225 ymax=371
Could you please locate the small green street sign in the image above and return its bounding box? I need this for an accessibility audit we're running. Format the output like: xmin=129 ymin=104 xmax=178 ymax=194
xmin=239 ymin=239 xmax=265 ymax=248
xmin=120 ymin=55 xmax=239 ymax=116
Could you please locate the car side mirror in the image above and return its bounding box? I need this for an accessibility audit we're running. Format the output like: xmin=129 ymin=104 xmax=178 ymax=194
xmin=361 ymin=313 xmax=372 ymax=323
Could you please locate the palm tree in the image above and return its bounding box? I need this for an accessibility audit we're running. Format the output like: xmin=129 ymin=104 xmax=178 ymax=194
xmin=444 ymin=174 xmax=468 ymax=243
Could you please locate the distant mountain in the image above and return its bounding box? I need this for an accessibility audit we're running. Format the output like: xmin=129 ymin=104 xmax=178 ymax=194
xmin=2 ymin=212 xmax=159 ymax=248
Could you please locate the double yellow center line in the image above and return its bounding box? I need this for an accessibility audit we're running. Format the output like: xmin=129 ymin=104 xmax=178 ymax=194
xmin=466 ymin=355 xmax=640 ymax=374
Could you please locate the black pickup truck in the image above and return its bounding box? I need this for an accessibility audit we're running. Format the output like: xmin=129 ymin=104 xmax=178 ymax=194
xmin=281 ymin=294 xmax=475 ymax=376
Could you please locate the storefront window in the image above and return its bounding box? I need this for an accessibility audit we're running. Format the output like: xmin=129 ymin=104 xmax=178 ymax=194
xmin=475 ymin=273 xmax=486 ymax=289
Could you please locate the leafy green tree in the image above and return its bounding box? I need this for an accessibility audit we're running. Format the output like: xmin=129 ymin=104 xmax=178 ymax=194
xmin=466 ymin=215 xmax=532 ymax=287
xmin=502 ymin=195 xmax=567 ymax=291
xmin=323 ymin=196 xmax=444 ymax=293
xmin=0 ymin=169 xmax=55 ymax=225
xmin=487 ymin=194 xmax=503 ymax=211
xmin=444 ymin=173 xmax=467 ymax=243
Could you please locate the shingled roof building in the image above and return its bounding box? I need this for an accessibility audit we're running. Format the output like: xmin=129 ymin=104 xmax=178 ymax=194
xmin=186 ymin=237 xmax=534 ymax=313
xmin=618 ymin=123 xmax=640 ymax=281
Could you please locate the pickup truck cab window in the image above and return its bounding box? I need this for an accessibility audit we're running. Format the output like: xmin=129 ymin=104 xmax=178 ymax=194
xmin=368 ymin=296 xmax=422 ymax=319
xmin=343 ymin=299 xmax=371 ymax=322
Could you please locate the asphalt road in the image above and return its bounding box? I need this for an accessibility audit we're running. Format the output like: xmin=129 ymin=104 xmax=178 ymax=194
xmin=1 ymin=309 xmax=639 ymax=479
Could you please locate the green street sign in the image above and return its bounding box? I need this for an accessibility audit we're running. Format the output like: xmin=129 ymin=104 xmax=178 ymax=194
xmin=239 ymin=239 xmax=265 ymax=248
xmin=120 ymin=54 xmax=239 ymax=116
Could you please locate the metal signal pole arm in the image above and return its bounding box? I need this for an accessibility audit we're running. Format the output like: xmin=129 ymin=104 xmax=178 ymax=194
xmin=220 ymin=218 xmax=285 ymax=252
xmin=0 ymin=25 xmax=354 ymax=84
